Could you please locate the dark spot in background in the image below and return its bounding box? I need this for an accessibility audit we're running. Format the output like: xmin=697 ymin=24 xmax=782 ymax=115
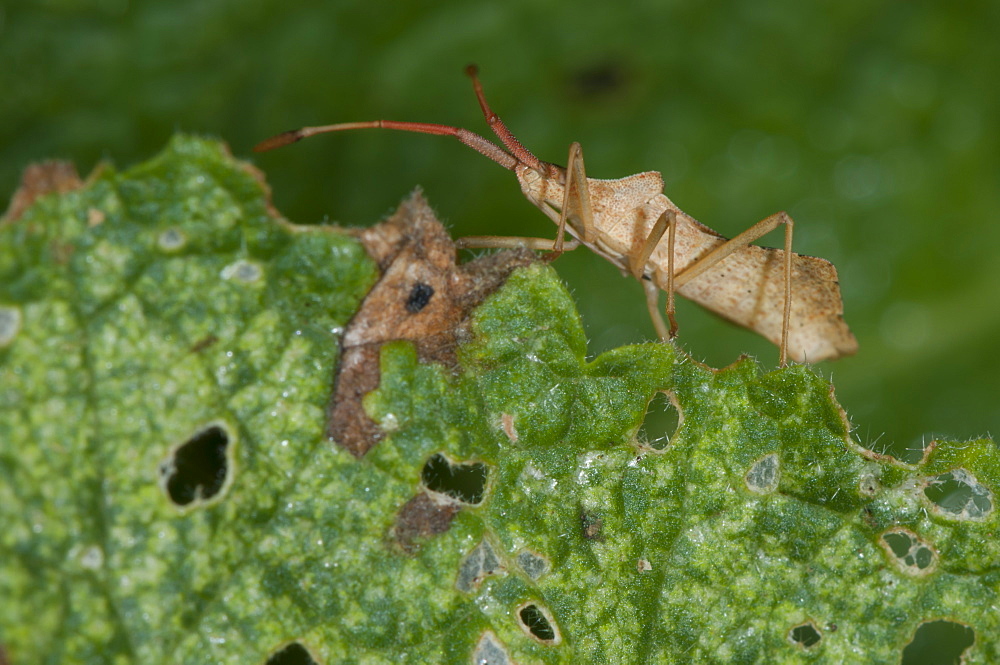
xmin=567 ymin=61 xmax=629 ymax=101
xmin=160 ymin=424 xmax=230 ymax=506
xmin=405 ymin=282 xmax=434 ymax=313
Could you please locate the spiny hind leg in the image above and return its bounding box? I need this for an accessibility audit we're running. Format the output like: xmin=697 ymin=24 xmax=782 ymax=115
xmin=672 ymin=211 xmax=794 ymax=366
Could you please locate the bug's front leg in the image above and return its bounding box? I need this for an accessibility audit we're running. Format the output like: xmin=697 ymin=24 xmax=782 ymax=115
xmin=455 ymin=235 xmax=580 ymax=251
xmin=558 ymin=142 xmax=597 ymax=253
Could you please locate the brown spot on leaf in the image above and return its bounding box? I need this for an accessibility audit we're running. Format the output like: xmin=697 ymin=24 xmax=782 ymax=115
xmin=328 ymin=343 xmax=385 ymax=457
xmin=500 ymin=413 xmax=518 ymax=443
xmin=3 ymin=160 xmax=83 ymax=221
xmin=49 ymin=239 xmax=75 ymax=265
xmin=581 ymin=509 xmax=604 ymax=541
xmin=189 ymin=334 xmax=219 ymax=353
xmin=393 ymin=490 xmax=460 ymax=554
xmin=328 ymin=191 xmax=535 ymax=457
xmin=87 ymin=207 xmax=106 ymax=226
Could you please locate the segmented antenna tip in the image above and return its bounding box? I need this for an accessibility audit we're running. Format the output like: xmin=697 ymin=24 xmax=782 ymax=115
xmin=253 ymin=130 xmax=302 ymax=153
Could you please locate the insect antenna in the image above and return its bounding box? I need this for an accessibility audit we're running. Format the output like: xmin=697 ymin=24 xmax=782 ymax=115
xmin=253 ymin=72 xmax=534 ymax=173
xmin=464 ymin=65 xmax=545 ymax=172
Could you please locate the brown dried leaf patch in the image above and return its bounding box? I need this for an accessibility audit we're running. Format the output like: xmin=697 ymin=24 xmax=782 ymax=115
xmin=3 ymin=160 xmax=84 ymax=222
xmin=328 ymin=190 xmax=534 ymax=457
xmin=392 ymin=490 xmax=461 ymax=554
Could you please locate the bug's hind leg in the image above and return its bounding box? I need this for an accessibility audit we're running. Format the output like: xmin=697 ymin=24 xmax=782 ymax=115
xmin=672 ymin=211 xmax=794 ymax=366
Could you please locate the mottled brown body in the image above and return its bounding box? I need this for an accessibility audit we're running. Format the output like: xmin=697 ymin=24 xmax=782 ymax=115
xmin=518 ymin=166 xmax=856 ymax=362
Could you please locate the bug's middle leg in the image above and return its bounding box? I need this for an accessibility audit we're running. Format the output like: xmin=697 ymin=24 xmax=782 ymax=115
xmin=628 ymin=209 xmax=678 ymax=341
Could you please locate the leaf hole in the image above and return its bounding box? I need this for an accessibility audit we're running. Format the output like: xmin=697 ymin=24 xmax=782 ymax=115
xmin=159 ymin=423 xmax=232 ymax=507
xmin=517 ymin=602 xmax=560 ymax=644
xmin=638 ymin=390 xmax=681 ymax=450
xmin=421 ymin=453 xmax=488 ymax=505
xmin=265 ymin=642 xmax=319 ymax=665
xmin=880 ymin=528 xmax=937 ymax=575
xmin=922 ymin=468 xmax=993 ymax=521
xmin=901 ymin=620 xmax=975 ymax=665
xmin=883 ymin=531 xmax=913 ymax=557
xmin=788 ymin=621 xmax=821 ymax=648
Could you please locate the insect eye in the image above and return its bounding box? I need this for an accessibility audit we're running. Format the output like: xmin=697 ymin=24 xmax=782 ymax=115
xmin=405 ymin=282 xmax=435 ymax=313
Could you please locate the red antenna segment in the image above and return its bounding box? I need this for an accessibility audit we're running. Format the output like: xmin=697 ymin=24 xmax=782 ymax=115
xmin=254 ymin=66 xmax=544 ymax=173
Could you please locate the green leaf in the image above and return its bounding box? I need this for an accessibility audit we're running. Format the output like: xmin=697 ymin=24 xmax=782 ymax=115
xmin=2 ymin=136 xmax=997 ymax=664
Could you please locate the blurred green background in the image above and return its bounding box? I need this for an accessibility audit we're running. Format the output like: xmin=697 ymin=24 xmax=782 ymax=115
xmin=2 ymin=0 xmax=998 ymax=460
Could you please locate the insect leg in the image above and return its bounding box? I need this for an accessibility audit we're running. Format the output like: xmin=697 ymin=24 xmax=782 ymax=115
xmin=458 ymin=141 xmax=596 ymax=258
xmin=559 ymin=142 xmax=597 ymax=249
xmin=643 ymin=278 xmax=671 ymax=341
xmin=629 ymin=209 xmax=672 ymax=280
xmin=665 ymin=210 xmax=679 ymax=338
xmin=630 ymin=209 xmax=678 ymax=340
xmin=672 ymin=211 xmax=794 ymax=366
xmin=456 ymin=236 xmax=581 ymax=251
